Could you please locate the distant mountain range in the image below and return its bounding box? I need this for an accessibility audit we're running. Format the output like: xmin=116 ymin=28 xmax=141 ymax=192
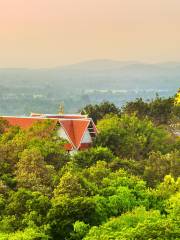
xmin=0 ymin=60 xmax=179 ymax=91
xmin=0 ymin=60 xmax=179 ymax=115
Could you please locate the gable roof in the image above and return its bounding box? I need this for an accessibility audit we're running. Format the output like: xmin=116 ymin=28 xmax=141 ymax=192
xmin=59 ymin=119 xmax=90 ymax=149
xmin=73 ymin=120 xmax=91 ymax=149
xmin=1 ymin=115 xmax=97 ymax=150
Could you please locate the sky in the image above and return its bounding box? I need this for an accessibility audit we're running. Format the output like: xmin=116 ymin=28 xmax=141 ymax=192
xmin=0 ymin=0 xmax=180 ymax=68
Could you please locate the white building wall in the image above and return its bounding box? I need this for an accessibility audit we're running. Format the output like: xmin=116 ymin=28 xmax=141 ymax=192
xmin=81 ymin=130 xmax=92 ymax=143
xmin=57 ymin=127 xmax=69 ymax=141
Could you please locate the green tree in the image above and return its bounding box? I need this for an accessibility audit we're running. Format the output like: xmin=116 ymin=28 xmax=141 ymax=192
xmin=123 ymin=98 xmax=150 ymax=119
xmin=144 ymin=151 xmax=180 ymax=187
xmin=54 ymin=171 xmax=86 ymax=198
xmin=0 ymin=118 xmax=9 ymax=135
xmin=84 ymin=207 xmax=180 ymax=240
xmin=123 ymin=96 xmax=175 ymax=125
xmin=81 ymin=102 xmax=121 ymax=123
xmin=47 ymin=196 xmax=97 ymax=239
xmin=149 ymin=96 xmax=174 ymax=125
xmin=0 ymin=188 xmax=51 ymax=233
xmin=0 ymin=227 xmax=48 ymax=240
xmin=74 ymin=147 xmax=115 ymax=168
xmin=15 ymin=148 xmax=55 ymax=193
xmin=95 ymin=114 xmax=171 ymax=159
xmin=71 ymin=221 xmax=90 ymax=240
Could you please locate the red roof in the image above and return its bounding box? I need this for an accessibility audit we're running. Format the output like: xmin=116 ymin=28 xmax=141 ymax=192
xmin=60 ymin=119 xmax=90 ymax=149
xmin=64 ymin=143 xmax=73 ymax=151
xmin=1 ymin=116 xmax=97 ymax=151
xmin=1 ymin=117 xmax=57 ymax=129
xmin=79 ymin=143 xmax=92 ymax=150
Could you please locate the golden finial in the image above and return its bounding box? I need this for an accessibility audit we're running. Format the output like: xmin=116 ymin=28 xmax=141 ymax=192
xmin=58 ymin=102 xmax=64 ymax=114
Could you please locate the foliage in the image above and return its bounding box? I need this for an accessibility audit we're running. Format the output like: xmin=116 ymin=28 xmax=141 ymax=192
xmin=84 ymin=207 xmax=180 ymax=240
xmin=0 ymin=96 xmax=179 ymax=239
xmin=175 ymin=88 xmax=180 ymax=105
xmin=0 ymin=118 xmax=9 ymax=135
xmin=81 ymin=101 xmax=121 ymax=123
xmin=74 ymin=147 xmax=115 ymax=168
xmin=94 ymin=114 xmax=174 ymax=159
xmin=15 ymin=148 xmax=55 ymax=193
xmin=144 ymin=151 xmax=180 ymax=187
xmin=123 ymin=95 xmax=178 ymax=125
xmin=0 ymin=227 xmax=49 ymax=240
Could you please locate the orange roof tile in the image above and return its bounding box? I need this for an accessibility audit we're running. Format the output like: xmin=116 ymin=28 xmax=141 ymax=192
xmin=79 ymin=143 xmax=92 ymax=150
xmin=64 ymin=143 xmax=73 ymax=151
xmin=59 ymin=119 xmax=90 ymax=149
xmin=1 ymin=116 xmax=97 ymax=151
xmin=1 ymin=116 xmax=57 ymax=129
xmin=60 ymin=120 xmax=75 ymax=147
xmin=73 ymin=120 xmax=90 ymax=149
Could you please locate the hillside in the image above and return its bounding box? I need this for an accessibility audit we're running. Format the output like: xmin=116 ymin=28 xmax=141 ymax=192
xmin=0 ymin=60 xmax=179 ymax=115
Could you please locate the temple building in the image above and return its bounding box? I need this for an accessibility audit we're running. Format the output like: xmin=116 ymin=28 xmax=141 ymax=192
xmin=1 ymin=113 xmax=97 ymax=153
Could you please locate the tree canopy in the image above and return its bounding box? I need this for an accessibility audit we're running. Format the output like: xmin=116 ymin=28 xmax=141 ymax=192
xmin=0 ymin=94 xmax=179 ymax=239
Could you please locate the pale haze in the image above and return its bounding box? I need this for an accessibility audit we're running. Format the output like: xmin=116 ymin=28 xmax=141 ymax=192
xmin=0 ymin=0 xmax=180 ymax=68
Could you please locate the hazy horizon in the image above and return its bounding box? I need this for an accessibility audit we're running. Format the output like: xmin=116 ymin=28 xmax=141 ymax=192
xmin=0 ymin=0 xmax=180 ymax=68
xmin=0 ymin=59 xmax=180 ymax=70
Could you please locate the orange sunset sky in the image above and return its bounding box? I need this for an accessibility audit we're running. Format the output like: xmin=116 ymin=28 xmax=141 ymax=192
xmin=0 ymin=0 xmax=180 ymax=68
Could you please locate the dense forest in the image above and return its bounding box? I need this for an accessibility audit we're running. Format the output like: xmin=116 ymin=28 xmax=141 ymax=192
xmin=0 ymin=91 xmax=179 ymax=239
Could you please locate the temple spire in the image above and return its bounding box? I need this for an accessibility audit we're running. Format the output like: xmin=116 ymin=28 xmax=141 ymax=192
xmin=58 ymin=102 xmax=64 ymax=114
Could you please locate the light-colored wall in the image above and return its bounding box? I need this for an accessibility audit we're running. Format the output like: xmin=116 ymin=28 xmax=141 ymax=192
xmin=57 ymin=127 xmax=69 ymax=141
xmin=58 ymin=126 xmax=92 ymax=144
xmin=81 ymin=130 xmax=92 ymax=143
